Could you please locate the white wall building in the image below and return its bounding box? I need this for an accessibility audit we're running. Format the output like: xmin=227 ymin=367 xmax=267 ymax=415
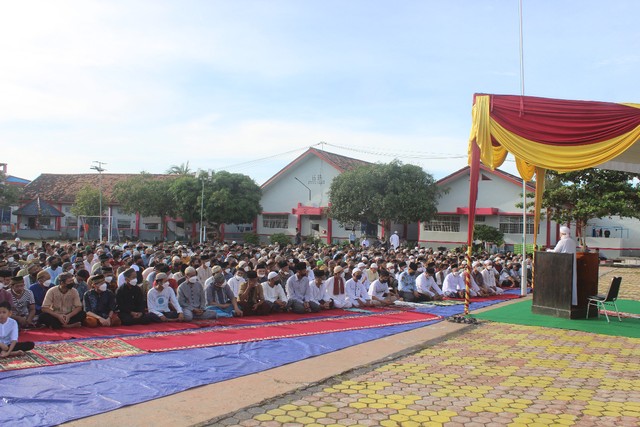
xmin=419 ymin=165 xmax=553 ymax=252
xmin=257 ymin=148 xmax=375 ymax=244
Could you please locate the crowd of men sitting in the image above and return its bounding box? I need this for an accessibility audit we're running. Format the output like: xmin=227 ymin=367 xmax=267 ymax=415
xmin=0 ymin=237 xmax=531 ymax=355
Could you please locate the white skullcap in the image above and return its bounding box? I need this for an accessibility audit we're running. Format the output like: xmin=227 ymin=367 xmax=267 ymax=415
xmin=560 ymin=226 xmax=571 ymax=236
xmin=267 ymin=271 xmax=279 ymax=280
xmin=352 ymin=268 xmax=361 ymax=276
xmin=370 ymin=263 xmax=378 ymax=269
xmin=357 ymin=262 xmax=366 ymax=269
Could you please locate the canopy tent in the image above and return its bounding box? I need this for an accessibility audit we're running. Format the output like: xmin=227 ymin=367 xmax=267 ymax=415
xmin=462 ymin=94 xmax=640 ymax=314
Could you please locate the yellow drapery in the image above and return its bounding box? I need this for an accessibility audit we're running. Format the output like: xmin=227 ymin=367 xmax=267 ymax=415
xmin=469 ymin=95 xmax=640 ymax=181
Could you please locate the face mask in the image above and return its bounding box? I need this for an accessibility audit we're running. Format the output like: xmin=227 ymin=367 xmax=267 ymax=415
xmin=68 ymin=268 xmax=75 ymax=274
xmin=188 ymin=276 xmax=197 ymax=284
xmin=244 ymin=266 xmax=250 ymax=272
xmin=105 ymin=276 xmax=113 ymax=283
xmin=225 ymin=268 xmax=231 ymax=274
xmin=98 ymin=283 xmax=108 ymax=292
xmin=205 ymin=261 xmax=211 ymax=267
xmin=389 ymin=269 xmax=395 ymax=274
xmin=43 ymin=279 xmax=51 ymax=287
xmin=8 ymin=257 xmax=14 ymax=263
xmin=129 ymin=279 xmax=138 ymax=286
xmin=453 ymin=272 xmax=459 ymax=276
xmin=66 ymin=283 xmax=75 ymax=289
xmin=236 ymin=274 xmax=244 ymax=280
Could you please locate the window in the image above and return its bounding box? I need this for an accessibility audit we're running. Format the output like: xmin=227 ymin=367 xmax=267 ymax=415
xmin=118 ymin=220 xmax=132 ymax=229
xmin=423 ymin=215 xmax=460 ymax=232
xmin=499 ymin=216 xmax=534 ymax=234
xmin=0 ymin=207 xmax=11 ymax=223
xmin=144 ymin=223 xmax=159 ymax=230
xmin=263 ymin=214 xmax=288 ymax=229
xmin=63 ymin=205 xmax=72 ymax=213
xmin=475 ymin=215 xmax=486 ymax=223
xmin=66 ymin=217 xmax=78 ymax=227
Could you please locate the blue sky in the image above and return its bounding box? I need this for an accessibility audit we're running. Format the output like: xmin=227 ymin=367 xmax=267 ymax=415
xmin=2 ymin=0 xmax=639 ymax=185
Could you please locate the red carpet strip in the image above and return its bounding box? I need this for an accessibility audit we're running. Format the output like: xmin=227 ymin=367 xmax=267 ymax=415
xmin=124 ymin=310 xmax=439 ymax=352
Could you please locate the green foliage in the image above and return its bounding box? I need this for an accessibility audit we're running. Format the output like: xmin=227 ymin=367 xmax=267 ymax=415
xmin=169 ymin=175 xmax=201 ymax=223
xmin=71 ymin=186 xmax=102 ymax=217
xmin=305 ymin=236 xmax=325 ymax=247
xmin=0 ymin=172 xmax=22 ymax=207
xmin=113 ymin=171 xmax=261 ymax=234
xmin=113 ymin=175 xmax=177 ymax=235
xmin=543 ymin=168 xmax=640 ymax=236
xmin=243 ymin=232 xmax=260 ymax=245
xmin=166 ymin=162 xmax=192 ymax=175
xmin=270 ymin=233 xmax=291 ymax=246
xmin=328 ymin=160 xmax=441 ymax=236
xmin=204 ymin=171 xmax=262 ymax=225
xmin=473 ymin=224 xmax=504 ymax=246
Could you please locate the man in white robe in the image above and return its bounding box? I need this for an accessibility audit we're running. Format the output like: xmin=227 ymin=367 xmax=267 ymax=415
xmin=549 ymin=226 xmax=577 ymax=305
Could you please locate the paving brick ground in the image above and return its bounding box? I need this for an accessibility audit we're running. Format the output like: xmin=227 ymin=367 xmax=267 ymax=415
xmin=598 ymin=267 xmax=640 ymax=300
xmin=212 ymin=267 xmax=640 ymax=427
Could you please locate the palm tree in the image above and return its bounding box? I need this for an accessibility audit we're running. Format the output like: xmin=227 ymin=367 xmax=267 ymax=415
xmin=166 ymin=161 xmax=192 ymax=175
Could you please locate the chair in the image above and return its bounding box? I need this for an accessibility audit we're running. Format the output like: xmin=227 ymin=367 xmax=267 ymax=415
xmin=586 ymin=276 xmax=622 ymax=322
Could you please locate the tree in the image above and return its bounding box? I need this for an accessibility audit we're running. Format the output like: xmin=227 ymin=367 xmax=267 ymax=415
xmin=203 ymin=171 xmax=262 ymax=225
xmin=328 ymin=160 xmax=442 ymax=237
xmin=169 ymin=175 xmax=202 ymax=223
xmin=113 ymin=175 xmax=177 ymax=236
xmin=71 ymin=186 xmax=101 ymax=217
xmin=166 ymin=162 xmax=192 ymax=175
xmin=474 ymin=224 xmax=505 ymax=246
xmin=543 ymin=168 xmax=640 ymax=240
xmin=0 ymin=172 xmax=21 ymax=208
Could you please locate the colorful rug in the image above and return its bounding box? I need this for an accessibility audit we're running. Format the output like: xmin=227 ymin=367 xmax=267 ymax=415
xmin=0 ymin=338 xmax=145 ymax=372
xmin=124 ymin=310 xmax=439 ymax=352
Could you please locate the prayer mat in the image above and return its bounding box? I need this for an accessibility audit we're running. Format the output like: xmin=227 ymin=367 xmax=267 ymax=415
xmin=0 ymin=350 xmax=50 ymax=371
xmin=0 ymin=339 xmax=146 ymax=372
xmin=124 ymin=310 xmax=440 ymax=352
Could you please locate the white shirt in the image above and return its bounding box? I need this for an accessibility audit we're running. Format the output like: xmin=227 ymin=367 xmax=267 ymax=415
xmin=481 ymin=267 xmax=498 ymax=288
xmin=346 ymin=277 xmax=370 ymax=303
xmin=197 ymin=265 xmax=212 ymax=284
xmin=324 ymin=276 xmax=348 ymax=305
xmin=390 ymin=233 xmax=400 ymax=249
xmin=308 ymin=280 xmax=328 ymax=303
xmin=227 ymin=275 xmax=245 ymax=297
xmin=0 ymin=317 xmax=19 ymax=345
xmin=442 ymin=272 xmax=465 ymax=293
xmin=368 ymin=279 xmax=390 ymax=299
xmin=261 ymin=282 xmax=288 ymax=303
xmin=416 ymin=273 xmax=443 ymax=297
xmin=147 ymin=285 xmax=183 ymax=317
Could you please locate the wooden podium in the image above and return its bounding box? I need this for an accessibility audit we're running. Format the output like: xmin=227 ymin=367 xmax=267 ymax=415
xmin=532 ymin=251 xmax=599 ymax=319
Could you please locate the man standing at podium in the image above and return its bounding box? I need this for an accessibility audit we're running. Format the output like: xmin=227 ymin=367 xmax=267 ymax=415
xmin=549 ymin=226 xmax=577 ymax=305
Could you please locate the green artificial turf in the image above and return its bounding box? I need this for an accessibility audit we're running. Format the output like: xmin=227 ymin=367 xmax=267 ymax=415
xmin=475 ymin=299 xmax=640 ymax=339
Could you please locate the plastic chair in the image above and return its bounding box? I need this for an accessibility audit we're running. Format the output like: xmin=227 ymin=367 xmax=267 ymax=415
xmin=586 ymin=276 xmax=622 ymax=322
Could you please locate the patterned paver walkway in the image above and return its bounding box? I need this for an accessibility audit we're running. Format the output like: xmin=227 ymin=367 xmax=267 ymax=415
xmin=217 ymin=322 xmax=640 ymax=427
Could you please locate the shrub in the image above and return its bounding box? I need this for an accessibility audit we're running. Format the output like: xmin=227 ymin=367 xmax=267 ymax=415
xmin=243 ymin=232 xmax=260 ymax=245
xmin=270 ymin=233 xmax=291 ymax=246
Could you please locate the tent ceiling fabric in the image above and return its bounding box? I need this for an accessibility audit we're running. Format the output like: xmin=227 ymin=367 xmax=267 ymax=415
xmin=468 ymin=94 xmax=640 ymax=180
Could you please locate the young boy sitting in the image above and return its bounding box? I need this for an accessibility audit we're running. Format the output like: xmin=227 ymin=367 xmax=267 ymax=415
xmin=0 ymin=301 xmax=35 ymax=358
